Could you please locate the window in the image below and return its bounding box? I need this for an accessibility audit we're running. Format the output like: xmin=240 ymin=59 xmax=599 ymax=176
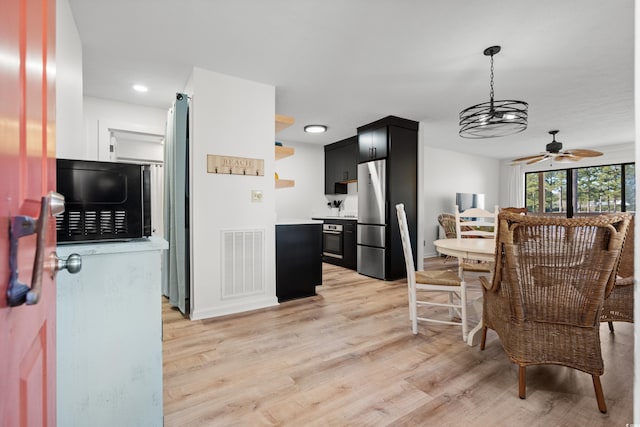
xmin=525 ymin=162 xmax=635 ymax=216
xmin=525 ymin=170 xmax=567 ymax=214
xmin=624 ymin=163 xmax=635 ymax=212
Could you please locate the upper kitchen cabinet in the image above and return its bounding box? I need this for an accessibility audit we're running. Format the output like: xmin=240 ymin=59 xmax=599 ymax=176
xmin=358 ymin=127 xmax=387 ymax=162
xmin=357 ymin=116 xmax=419 ymax=163
xmin=324 ymin=136 xmax=358 ymax=194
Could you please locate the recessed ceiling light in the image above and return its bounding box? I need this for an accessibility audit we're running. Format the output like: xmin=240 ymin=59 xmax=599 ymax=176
xmin=304 ymin=124 xmax=327 ymax=133
xmin=132 ymin=84 xmax=148 ymax=93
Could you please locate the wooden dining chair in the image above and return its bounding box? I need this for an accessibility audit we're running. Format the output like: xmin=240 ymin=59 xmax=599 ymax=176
xmin=454 ymin=205 xmax=498 ymax=276
xmin=479 ymin=212 xmax=632 ymax=413
xmin=397 ymin=204 xmax=468 ymax=340
xmin=455 ymin=205 xmax=499 ymax=240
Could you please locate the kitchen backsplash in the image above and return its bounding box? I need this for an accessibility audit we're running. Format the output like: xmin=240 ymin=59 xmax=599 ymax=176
xmin=321 ymin=182 xmax=358 ymax=217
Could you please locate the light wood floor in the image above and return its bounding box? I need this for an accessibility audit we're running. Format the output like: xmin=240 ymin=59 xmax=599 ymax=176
xmin=163 ymin=258 xmax=633 ymax=426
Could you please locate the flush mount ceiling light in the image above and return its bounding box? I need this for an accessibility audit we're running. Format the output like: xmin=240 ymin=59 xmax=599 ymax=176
xmin=459 ymin=45 xmax=528 ymax=139
xmin=304 ymin=124 xmax=327 ymax=133
xmin=132 ymin=84 xmax=148 ymax=93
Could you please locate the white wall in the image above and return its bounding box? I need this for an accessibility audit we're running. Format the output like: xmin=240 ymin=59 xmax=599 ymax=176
xmin=83 ymin=97 xmax=166 ymax=161
xmin=423 ymin=146 xmax=500 ymax=256
xmin=186 ymin=67 xmax=278 ymax=319
xmin=55 ymin=0 xmax=83 ymax=159
xmin=274 ymin=141 xmax=327 ymax=219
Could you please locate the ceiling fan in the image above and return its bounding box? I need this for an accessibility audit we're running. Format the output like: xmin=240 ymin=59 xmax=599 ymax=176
xmin=511 ymin=130 xmax=603 ymax=165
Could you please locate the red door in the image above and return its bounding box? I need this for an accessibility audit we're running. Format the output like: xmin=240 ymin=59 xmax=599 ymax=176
xmin=0 ymin=0 xmax=57 ymax=425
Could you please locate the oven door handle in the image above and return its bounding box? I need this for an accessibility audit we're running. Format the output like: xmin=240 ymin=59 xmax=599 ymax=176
xmin=323 ymin=230 xmax=342 ymax=235
xmin=323 ymin=252 xmax=343 ymax=259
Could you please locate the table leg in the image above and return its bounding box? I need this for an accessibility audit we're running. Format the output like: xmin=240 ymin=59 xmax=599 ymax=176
xmin=466 ymin=294 xmax=483 ymax=346
xmin=466 ymin=318 xmax=483 ymax=346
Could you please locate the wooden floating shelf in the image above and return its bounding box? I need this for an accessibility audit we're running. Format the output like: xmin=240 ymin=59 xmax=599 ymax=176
xmin=274 ymin=118 xmax=295 ymax=188
xmin=275 ymin=114 xmax=294 ymax=133
xmin=275 ymin=179 xmax=295 ymax=189
xmin=275 ymin=145 xmax=294 ymax=160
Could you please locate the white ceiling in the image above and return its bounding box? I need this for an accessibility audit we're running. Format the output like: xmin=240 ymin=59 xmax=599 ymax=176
xmin=68 ymin=0 xmax=634 ymax=161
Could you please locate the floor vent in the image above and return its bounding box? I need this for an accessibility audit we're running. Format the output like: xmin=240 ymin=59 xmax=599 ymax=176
xmin=221 ymin=229 xmax=264 ymax=299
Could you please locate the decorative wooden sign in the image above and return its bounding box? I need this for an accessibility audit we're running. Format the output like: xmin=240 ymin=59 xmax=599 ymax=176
xmin=207 ymin=155 xmax=264 ymax=176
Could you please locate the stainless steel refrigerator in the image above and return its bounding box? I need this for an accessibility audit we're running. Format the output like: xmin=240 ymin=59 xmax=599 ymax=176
xmin=357 ymin=159 xmax=387 ymax=279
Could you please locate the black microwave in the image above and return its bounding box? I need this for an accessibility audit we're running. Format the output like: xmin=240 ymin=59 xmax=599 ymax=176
xmin=56 ymin=159 xmax=152 ymax=243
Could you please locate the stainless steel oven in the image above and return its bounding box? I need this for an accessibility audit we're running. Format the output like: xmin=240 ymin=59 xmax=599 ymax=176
xmin=322 ymin=223 xmax=343 ymax=259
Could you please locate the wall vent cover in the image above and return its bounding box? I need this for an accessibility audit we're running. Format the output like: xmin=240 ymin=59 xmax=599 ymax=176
xmin=221 ymin=229 xmax=265 ymax=299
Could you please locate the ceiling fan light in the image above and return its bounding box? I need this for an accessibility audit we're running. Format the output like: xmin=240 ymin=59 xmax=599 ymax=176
xmin=554 ymin=157 xmax=579 ymax=163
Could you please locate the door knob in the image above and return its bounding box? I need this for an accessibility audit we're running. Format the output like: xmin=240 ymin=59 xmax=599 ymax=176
xmin=49 ymin=253 xmax=82 ymax=278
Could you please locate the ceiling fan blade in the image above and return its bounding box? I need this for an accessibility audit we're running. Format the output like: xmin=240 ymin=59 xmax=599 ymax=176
xmin=554 ymin=154 xmax=582 ymax=163
xmin=565 ymin=149 xmax=603 ymax=158
xmin=526 ymin=155 xmax=550 ymax=165
xmin=511 ymin=154 xmax=546 ymax=163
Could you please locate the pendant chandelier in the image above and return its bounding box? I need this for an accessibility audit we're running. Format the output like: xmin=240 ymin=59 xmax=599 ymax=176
xmin=459 ymin=46 xmax=528 ymax=138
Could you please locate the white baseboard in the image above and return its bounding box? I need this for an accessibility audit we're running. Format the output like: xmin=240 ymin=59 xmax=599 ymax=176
xmin=190 ymin=296 xmax=279 ymax=320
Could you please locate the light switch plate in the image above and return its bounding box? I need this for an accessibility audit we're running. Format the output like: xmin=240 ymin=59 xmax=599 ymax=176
xmin=251 ymin=190 xmax=263 ymax=202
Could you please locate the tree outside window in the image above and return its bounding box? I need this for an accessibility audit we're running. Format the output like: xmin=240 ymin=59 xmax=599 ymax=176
xmin=624 ymin=163 xmax=635 ymax=213
xmin=576 ymin=165 xmax=621 ymax=213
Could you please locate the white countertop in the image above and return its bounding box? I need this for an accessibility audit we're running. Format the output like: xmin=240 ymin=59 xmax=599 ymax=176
xmin=56 ymin=236 xmax=168 ymax=256
xmin=276 ymin=219 xmax=324 ymax=225
xmin=311 ymin=215 xmax=358 ymax=221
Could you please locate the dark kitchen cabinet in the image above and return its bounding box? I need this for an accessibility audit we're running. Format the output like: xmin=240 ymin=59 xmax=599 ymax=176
xmin=342 ymin=221 xmax=357 ymax=270
xmin=358 ymin=127 xmax=388 ymax=162
xmin=324 ymin=136 xmax=357 ymax=194
xmin=276 ymin=223 xmax=322 ymax=302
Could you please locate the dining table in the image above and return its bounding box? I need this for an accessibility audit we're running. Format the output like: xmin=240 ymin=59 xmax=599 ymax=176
xmin=433 ymin=238 xmax=496 ymax=346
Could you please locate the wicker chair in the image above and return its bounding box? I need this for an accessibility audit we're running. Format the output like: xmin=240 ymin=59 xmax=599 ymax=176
xmin=437 ymin=213 xmax=458 ymax=239
xmin=479 ymin=212 xmax=631 ymax=414
xmin=601 ymin=216 xmax=634 ymax=331
xmin=500 ymin=207 xmax=528 ymax=215
xmin=437 ymin=213 xmax=469 ymax=263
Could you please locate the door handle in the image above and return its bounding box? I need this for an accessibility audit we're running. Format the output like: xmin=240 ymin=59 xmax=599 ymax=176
xmin=7 ymin=191 xmax=75 ymax=307
xmin=49 ymin=253 xmax=82 ymax=278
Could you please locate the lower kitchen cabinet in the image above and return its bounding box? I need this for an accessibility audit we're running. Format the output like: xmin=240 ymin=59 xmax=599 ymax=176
xmin=342 ymin=221 xmax=357 ymax=270
xmin=276 ymin=223 xmax=322 ymax=302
